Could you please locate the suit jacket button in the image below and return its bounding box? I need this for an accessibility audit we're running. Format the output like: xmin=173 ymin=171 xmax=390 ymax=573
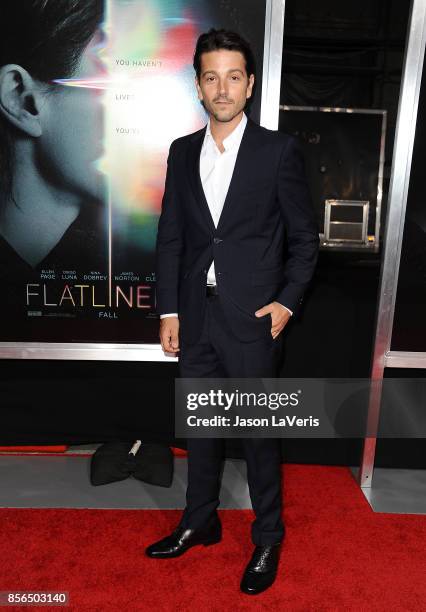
xmin=213 ymin=238 xmax=223 ymax=244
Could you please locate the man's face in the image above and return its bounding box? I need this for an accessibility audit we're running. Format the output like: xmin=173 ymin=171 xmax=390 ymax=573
xmin=195 ymin=49 xmax=254 ymax=122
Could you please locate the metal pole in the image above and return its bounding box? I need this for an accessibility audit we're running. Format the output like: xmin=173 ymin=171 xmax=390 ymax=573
xmin=358 ymin=0 xmax=426 ymax=487
xmin=260 ymin=0 xmax=286 ymax=130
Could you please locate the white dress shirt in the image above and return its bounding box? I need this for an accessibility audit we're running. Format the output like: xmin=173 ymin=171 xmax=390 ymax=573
xmin=160 ymin=112 xmax=292 ymax=318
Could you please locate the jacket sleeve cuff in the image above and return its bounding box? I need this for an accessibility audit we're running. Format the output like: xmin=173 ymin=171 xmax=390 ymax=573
xmin=276 ymin=302 xmax=293 ymax=316
xmin=276 ymin=284 xmax=304 ymax=317
xmin=155 ymin=288 xmax=178 ymax=316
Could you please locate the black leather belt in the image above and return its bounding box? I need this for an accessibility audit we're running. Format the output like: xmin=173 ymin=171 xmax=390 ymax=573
xmin=206 ymin=284 xmax=219 ymax=297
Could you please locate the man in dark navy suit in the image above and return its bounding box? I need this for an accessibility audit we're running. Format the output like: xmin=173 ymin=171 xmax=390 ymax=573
xmin=146 ymin=28 xmax=319 ymax=595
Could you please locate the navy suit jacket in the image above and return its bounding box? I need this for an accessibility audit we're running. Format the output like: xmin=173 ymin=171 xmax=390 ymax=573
xmin=155 ymin=116 xmax=319 ymax=345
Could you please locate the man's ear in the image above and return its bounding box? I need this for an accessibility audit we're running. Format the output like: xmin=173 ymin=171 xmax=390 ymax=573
xmin=0 ymin=64 xmax=43 ymax=137
xmin=246 ymin=73 xmax=255 ymax=99
xmin=195 ymin=75 xmax=203 ymax=101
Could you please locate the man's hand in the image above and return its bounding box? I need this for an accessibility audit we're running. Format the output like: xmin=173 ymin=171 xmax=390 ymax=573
xmin=159 ymin=316 xmax=180 ymax=353
xmin=255 ymin=302 xmax=291 ymax=339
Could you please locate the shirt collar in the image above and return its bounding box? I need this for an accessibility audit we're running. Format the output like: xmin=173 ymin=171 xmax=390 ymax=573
xmin=204 ymin=112 xmax=247 ymax=152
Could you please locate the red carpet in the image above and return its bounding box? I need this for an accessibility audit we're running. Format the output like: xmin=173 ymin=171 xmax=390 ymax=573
xmin=0 ymin=446 xmax=68 ymax=453
xmin=0 ymin=465 xmax=425 ymax=611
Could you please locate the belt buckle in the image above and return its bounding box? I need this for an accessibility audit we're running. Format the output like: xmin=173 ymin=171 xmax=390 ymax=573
xmin=206 ymin=284 xmax=218 ymax=297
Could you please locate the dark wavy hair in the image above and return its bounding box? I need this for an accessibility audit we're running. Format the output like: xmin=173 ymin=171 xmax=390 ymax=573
xmin=193 ymin=27 xmax=256 ymax=81
xmin=0 ymin=0 xmax=104 ymax=199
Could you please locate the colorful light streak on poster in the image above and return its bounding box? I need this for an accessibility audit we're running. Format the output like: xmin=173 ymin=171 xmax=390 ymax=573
xmin=103 ymin=0 xmax=209 ymax=331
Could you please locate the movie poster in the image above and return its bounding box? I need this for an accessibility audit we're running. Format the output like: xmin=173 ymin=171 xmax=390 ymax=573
xmin=0 ymin=0 xmax=266 ymax=346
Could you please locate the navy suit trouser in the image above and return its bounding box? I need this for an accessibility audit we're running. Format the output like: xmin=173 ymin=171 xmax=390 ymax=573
xmin=178 ymin=292 xmax=285 ymax=546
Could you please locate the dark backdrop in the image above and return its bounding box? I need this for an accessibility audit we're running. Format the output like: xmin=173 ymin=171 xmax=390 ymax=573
xmin=2 ymin=0 xmax=424 ymax=468
xmin=2 ymin=250 xmax=425 ymax=468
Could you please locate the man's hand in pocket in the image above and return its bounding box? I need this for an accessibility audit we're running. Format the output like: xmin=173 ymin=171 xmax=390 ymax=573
xmin=255 ymin=302 xmax=291 ymax=339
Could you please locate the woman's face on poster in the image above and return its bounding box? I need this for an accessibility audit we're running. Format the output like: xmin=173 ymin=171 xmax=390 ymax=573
xmin=36 ymin=28 xmax=106 ymax=204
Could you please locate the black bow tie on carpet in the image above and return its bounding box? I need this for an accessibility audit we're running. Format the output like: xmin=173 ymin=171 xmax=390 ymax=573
xmin=90 ymin=441 xmax=173 ymax=488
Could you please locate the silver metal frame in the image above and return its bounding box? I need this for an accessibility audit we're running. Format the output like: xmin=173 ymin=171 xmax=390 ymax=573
xmin=280 ymin=105 xmax=386 ymax=252
xmin=0 ymin=0 xmax=286 ymax=362
xmin=261 ymin=0 xmax=286 ymax=130
xmin=0 ymin=343 xmax=176 ymax=362
xmin=324 ymin=199 xmax=369 ymax=244
xmin=358 ymin=0 xmax=426 ymax=488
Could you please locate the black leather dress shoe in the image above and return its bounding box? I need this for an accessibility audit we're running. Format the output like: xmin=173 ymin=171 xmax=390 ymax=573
xmin=240 ymin=543 xmax=281 ymax=595
xmin=145 ymin=519 xmax=222 ymax=558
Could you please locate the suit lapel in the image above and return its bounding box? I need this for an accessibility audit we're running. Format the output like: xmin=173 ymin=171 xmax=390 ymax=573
xmin=186 ymin=117 xmax=260 ymax=234
xmin=217 ymin=118 xmax=258 ymax=233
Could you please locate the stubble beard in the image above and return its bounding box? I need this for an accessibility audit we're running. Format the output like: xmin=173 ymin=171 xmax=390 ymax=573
xmin=208 ymin=100 xmax=246 ymax=123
